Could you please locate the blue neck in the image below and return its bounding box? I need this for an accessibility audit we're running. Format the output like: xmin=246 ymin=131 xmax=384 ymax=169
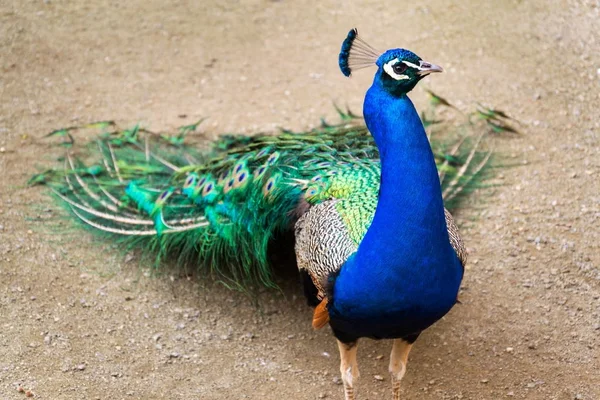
xmin=357 ymin=79 xmax=449 ymax=267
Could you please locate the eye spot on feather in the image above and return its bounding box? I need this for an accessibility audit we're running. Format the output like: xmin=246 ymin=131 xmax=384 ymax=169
xmin=316 ymin=161 xmax=331 ymax=168
xmin=311 ymin=175 xmax=322 ymax=182
xmin=253 ymin=165 xmax=268 ymax=180
xmin=233 ymin=169 xmax=250 ymax=189
xmin=184 ymin=175 xmax=195 ymax=187
xmin=235 ymin=163 xmax=244 ymax=174
xmin=267 ymin=152 xmax=280 ymax=165
xmin=223 ymin=178 xmax=235 ymax=194
xmin=159 ymin=191 xmax=169 ymax=200
xmin=304 ymin=185 xmax=322 ymax=201
xmin=203 ymin=183 xmax=214 ymax=196
xmin=255 ymin=147 xmax=270 ymax=159
xmin=217 ymin=170 xmax=231 ymax=186
xmin=262 ymin=175 xmax=279 ymax=197
xmin=198 ymin=177 xmax=207 ymax=187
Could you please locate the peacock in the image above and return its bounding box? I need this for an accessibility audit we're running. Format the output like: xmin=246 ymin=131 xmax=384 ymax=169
xmin=30 ymin=29 xmax=507 ymax=400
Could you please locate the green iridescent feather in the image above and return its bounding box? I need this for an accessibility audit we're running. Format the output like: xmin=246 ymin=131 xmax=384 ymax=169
xmin=31 ymin=92 xmax=513 ymax=288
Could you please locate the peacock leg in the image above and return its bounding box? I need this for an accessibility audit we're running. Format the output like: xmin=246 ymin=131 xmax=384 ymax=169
xmin=337 ymin=339 xmax=360 ymax=400
xmin=389 ymin=339 xmax=413 ymax=400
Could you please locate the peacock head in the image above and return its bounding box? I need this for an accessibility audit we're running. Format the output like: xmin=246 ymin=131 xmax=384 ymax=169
xmin=339 ymin=28 xmax=443 ymax=96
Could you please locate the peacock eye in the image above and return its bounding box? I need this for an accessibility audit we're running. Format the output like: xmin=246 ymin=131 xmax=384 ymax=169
xmin=392 ymin=63 xmax=408 ymax=74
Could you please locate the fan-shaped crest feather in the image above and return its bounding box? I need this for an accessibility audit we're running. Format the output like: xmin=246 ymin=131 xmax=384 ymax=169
xmin=339 ymin=28 xmax=380 ymax=77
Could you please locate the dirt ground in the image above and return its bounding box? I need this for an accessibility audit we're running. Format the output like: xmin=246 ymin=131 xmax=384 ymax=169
xmin=1 ymin=0 xmax=599 ymax=399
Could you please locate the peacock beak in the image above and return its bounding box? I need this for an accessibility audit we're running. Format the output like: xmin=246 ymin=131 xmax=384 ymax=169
xmin=416 ymin=61 xmax=444 ymax=76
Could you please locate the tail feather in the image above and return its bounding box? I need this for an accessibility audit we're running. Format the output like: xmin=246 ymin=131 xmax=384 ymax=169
xmin=441 ymin=131 xmax=486 ymax=199
xmin=444 ymin=149 xmax=493 ymax=204
xmin=33 ymin=95 xmax=503 ymax=288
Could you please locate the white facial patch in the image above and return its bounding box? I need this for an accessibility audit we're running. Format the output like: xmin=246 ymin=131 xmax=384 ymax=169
xmin=383 ymin=60 xmax=410 ymax=81
xmin=401 ymin=60 xmax=421 ymax=70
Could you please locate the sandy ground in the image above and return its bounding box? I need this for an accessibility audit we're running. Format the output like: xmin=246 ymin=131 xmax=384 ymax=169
xmin=1 ymin=0 xmax=599 ymax=399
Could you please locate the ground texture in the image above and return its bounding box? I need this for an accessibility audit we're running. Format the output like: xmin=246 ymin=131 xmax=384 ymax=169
xmin=0 ymin=1 xmax=599 ymax=399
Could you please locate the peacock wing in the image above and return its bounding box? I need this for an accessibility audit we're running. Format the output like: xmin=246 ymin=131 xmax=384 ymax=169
xmin=294 ymin=165 xmax=380 ymax=299
xmin=444 ymin=208 xmax=467 ymax=267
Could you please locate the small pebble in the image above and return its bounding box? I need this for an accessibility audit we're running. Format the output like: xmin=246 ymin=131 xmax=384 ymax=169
xmin=374 ymin=375 xmax=384 ymax=381
xmin=481 ymin=378 xmax=489 ymax=384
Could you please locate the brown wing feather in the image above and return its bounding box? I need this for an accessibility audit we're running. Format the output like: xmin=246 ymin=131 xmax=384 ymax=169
xmin=294 ymin=200 xmax=357 ymax=300
xmin=444 ymin=208 xmax=467 ymax=267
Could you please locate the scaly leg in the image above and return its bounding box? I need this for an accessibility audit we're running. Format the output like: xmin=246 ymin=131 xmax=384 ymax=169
xmin=337 ymin=339 xmax=359 ymax=400
xmin=389 ymin=339 xmax=413 ymax=400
